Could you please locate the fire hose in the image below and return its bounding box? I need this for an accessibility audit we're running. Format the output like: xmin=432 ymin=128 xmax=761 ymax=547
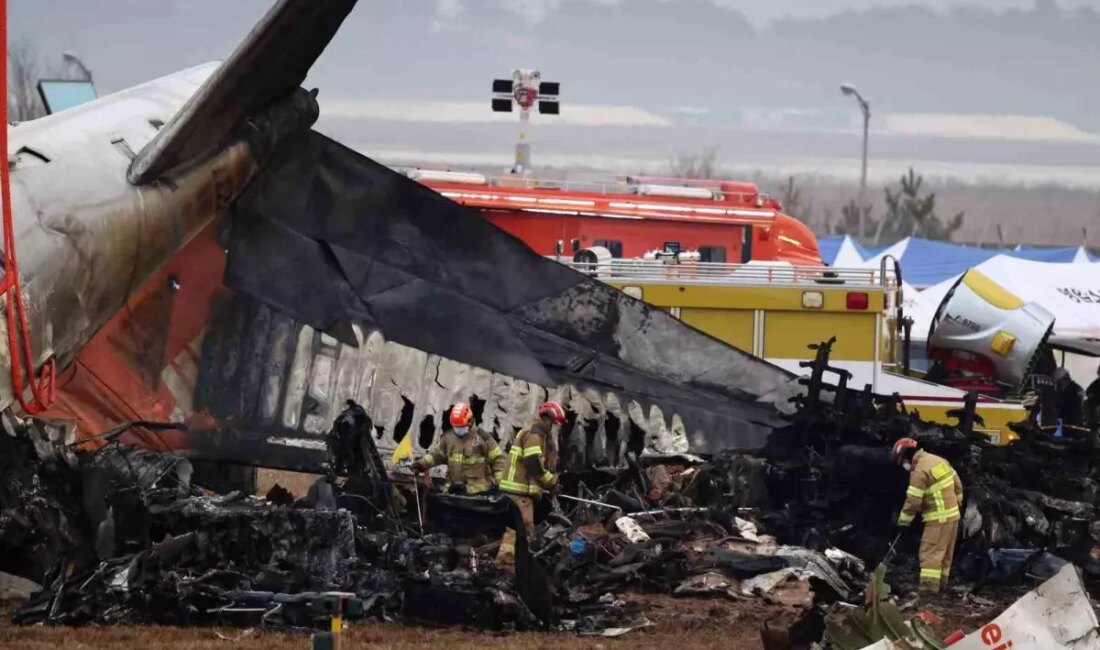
xmin=883 ymin=532 xmax=902 ymax=564
xmin=0 ymin=0 xmax=57 ymax=415
xmin=555 ymin=493 xmax=619 ymax=510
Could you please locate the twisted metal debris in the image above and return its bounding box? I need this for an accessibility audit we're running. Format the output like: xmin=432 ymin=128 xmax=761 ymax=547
xmin=4 ymin=339 xmax=1100 ymax=642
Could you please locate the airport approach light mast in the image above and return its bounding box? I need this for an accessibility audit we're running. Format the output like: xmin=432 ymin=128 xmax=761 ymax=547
xmin=491 ymin=69 xmax=560 ymax=173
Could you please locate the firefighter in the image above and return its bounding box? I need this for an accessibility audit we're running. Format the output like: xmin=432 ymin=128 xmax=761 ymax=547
xmin=495 ymin=400 xmax=565 ymax=569
xmin=411 ymin=403 xmax=506 ymax=495
xmin=1052 ymin=368 xmax=1086 ymax=430
xmin=892 ymin=437 xmax=962 ymax=594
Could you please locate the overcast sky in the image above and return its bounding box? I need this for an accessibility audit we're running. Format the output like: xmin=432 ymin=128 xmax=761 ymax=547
xmin=10 ymin=0 xmax=1100 ymax=140
xmin=10 ymin=0 xmax=1100 ymax=96
xmin=714 ymin=0 xmax=1095 ymax=21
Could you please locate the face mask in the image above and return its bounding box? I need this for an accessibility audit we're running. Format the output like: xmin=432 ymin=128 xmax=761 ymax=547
xmin=902 ymin=462 xmax=912 ymax=472
xmin=454 ymin=426 xmax=469 ymax=437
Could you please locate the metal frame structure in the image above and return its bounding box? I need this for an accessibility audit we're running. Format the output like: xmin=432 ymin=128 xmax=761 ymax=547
xmin=564 ymin=259 xmax=896 ymax=288
xmin=490 ymin=69 xmax=560 ymax=172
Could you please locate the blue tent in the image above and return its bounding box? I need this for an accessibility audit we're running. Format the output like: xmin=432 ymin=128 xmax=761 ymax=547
xmin=862 ymin=244 xmax=891 ymax=258
xmin=818 ymin=235 xmax=873 ymax=266
xmin=1008 ymin=246 xmax=1098 ymax=263
xmin=817 ymin=236 xmax=845 ymax=266
xmin=817 ymin=236 xmax=1097 ymax=286
xmin=875 ymin=238 xmax=999 ymax=287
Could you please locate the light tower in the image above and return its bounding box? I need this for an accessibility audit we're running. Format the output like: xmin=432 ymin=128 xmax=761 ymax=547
xmin=491 ymin=69 xmax=560 ymax=173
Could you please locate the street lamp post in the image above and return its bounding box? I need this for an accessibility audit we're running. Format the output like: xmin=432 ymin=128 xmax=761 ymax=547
xmin=840 ymin=83 xmax=870 ymax=241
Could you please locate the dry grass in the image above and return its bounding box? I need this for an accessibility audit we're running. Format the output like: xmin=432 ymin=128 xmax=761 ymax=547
xmin=0 ymin=624 xmax=750 ymax=650
xmin=0 ymin=596 xmax=796 ymax=649
xmin=2 ymin=590 xmax=1004 ymax=649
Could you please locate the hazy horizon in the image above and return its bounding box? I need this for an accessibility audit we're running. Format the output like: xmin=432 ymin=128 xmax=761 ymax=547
xmin=11 ymin=0 xmax=1100 ymax=134
xmin=10 ymin=0 xmax=1100 ymax=242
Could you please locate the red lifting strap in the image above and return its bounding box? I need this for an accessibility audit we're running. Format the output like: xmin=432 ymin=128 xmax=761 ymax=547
xmin=0 ymin=0 xmax=57 ymax=415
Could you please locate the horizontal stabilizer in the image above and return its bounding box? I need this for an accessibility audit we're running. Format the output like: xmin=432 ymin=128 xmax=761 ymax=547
xmin=128 ymin=0 xmax=357 ymax=184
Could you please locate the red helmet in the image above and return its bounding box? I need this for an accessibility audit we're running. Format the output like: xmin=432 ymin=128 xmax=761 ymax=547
xmin=450 ymin=403 xmax=473 ymax=427
xmin=538 ymin=400 xmax=566 ymax=425
xmin=891 ymin=437 xmax=918 ymax=464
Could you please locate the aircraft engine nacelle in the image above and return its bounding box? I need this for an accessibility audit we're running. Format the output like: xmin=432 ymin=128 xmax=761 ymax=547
xmin=928 ymin=269 xmax=1054 ymax=388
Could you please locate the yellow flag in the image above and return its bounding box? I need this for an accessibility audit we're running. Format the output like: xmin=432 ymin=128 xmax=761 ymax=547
xmin=391 ymin=433 xmax=414 ymax=465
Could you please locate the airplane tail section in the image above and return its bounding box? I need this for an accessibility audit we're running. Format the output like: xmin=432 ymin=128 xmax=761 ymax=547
xmin=213 ymin=131 xmax=800 ymax=457
xmin=39 ymin=132 xmax=800 ymax=468
xmin=128 ymin=0 xmax=357 ymax=184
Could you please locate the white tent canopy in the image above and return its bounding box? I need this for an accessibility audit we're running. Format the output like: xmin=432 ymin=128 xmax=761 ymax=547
xmin=833 ymin=237 xmax=1097 ymax=289
xmin=831 ymin=236 xmax=869 ymax=267
xmin=908 ymin=255 xmax=1100 ymax=341
xmin=858 ymin=238 xmax=909 ymax=269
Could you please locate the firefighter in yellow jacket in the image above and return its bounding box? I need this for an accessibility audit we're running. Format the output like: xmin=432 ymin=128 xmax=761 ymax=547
xmin=495 ymin=400 xmax=565 ymax=568
xmin=412 ymin=403 xmax=506 ymax=495
xmin=892 ymin=437 xmax=963 ymax=593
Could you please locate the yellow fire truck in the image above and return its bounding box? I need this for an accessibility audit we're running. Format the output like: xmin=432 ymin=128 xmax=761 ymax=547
xmin=567 ymin=250 xmax=1031 ymax=443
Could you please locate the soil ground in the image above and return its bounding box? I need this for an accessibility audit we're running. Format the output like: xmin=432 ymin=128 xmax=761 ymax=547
xmin=0 ymin=591 xmax=1009 ymax=650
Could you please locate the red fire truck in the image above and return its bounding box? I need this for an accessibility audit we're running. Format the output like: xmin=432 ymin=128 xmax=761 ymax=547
xmin=411 ymin=171 xmax=821 ymax=265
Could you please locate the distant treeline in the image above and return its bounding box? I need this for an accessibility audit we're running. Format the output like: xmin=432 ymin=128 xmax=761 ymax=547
xmin=753 ymin=172 xmax=1099 ymax=248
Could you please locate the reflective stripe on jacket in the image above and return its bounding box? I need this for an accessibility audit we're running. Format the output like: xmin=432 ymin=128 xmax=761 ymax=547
xmin=499 ymin=422 xmax=557 ymax=497
xmin=415 ymin=428 xmax=506 ymax=493
xmin=898 ymin=450 xmax=963 ymax=526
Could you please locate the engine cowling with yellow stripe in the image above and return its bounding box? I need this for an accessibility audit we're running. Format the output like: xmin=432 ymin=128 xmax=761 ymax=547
xmin=928 ymin=269 xmax=1054 ymax=389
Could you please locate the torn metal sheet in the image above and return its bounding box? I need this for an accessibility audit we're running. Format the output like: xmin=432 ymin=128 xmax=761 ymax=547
xmin=218 ymin=130 xmax=800 ymax=459
xmin=594 ymin=616 xmax=654 ymax=638
xmin=178 ymin=305 xmax=587 ymax=468
xmin=950 ymin=564 xmax=1100 ymax=650
xmin=0 ymin=572 xmax=40 ymax=602
xmin=777 ymin=547 xmax=860 ymax=602
xmin=674 ymin=571 xmax=741 ymax=599
xmin=5 ymin=404 xmax=592 ymax=632
xmin=0 ymin=424 xmax=95 ymax=583
xmin=741 ymin=568 xmax=813 ymax=608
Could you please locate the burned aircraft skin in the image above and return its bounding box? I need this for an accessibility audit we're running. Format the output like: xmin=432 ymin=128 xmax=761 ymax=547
xmin=4 ymin=65 xmax=260 ymax=396
xmin=223 ymin=130 xmax=795 ymax=409
xmin=9 ymin=0 xmax=1100 ymax=643
xmin=178 ymin=297 xmax=765 ymax=473
xmin=190 ymin=130 xmax=801 ymax=468
xmin=2 ymin=6 xmax=809 ymax=468
xmin=13 ymin=351 xmax=1100 ymax=636
xmin=0 ymin=0 xmax=357 ymax=413
xmin=3 ymin=0 xmax=800 ymax=477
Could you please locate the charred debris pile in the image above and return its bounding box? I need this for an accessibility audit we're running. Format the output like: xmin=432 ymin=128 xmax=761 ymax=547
xmin=3 ymin=340 xmax=1099 ymax=635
